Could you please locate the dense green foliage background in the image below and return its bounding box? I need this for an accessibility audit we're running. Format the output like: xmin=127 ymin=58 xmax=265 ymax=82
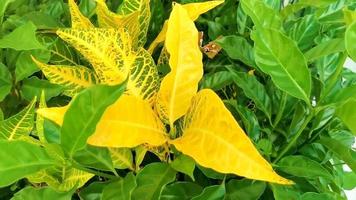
xmin=0 ymin=0 xmax=356 ymax=199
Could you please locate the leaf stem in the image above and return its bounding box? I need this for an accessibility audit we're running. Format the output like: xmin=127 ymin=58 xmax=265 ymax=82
xmin=272 ymin=92 xmax=287 ymax=128
xmin=273 ymin=111 xmax=314 ymax=163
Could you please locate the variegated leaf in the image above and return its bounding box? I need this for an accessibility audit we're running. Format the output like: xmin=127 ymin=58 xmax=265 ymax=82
xmin=32 ymin=57 xmax=98 ymax=97
xmin=35 ymin=91 xmax=46 ymax=142
xmin=117 ymin=0 xmax=151 ymax=47
xmin=68 ymin=0 xmax=93 ymax=28
xmin=56 ymin=28 xmax=135 ymax=85
xmin=109 ymin=148 xmax=134 ymax=170
xmin=0 ymin=98 xmax=36 ymax=140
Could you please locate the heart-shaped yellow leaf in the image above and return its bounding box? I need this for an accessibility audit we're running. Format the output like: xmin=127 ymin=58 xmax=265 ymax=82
xmin=170 ymin=89 xmax=293 ymax=185
xmin=155 ymin=4 xmax=203 ymax=126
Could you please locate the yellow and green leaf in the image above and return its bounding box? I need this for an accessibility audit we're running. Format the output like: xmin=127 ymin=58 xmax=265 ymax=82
xmin=32 ymin=57 xmax=98 ymax=97
xmin=0 ymin=98 xmax=36 ymax=141
xmin=109 ymin=148 xmax=134 ymax=170
xmin=155 ymin=4 xmax=203 ymax=125
xmin=36 ymin=91 xmax=46 ymax=142
xmin=56 ymin=28 xmax=134 ymax=85
xmin=68 ymin=0 xmax=93 ymax=29
xmin=171 ymin=89 xmax=293 ymax=185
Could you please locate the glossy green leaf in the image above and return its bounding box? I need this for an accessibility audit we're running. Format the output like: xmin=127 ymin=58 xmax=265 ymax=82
xmin=160 ymin=182 xmax=203 ymax=200
xmin=335 ymin=99 xmax=356 ymax=135
xmin=0 ymin=63 xmax=12 ymax=101
xmin=216 ymin=36 xmax=254 ymax=66
xmin=0 ymin=141 xmax=53 ymax=187
xmin=78 ymin=182 xmax=106 ymax=200
xmin=229 ymin=69 xmax=272 ymax=120
xmin=318 ymin=137 xmax=356 ymax=172
xmin=102 ymin=173 xmax=136 ymax=200
xmin=225 ymin=179 xmax=266 ymax=200
xmin=0 ymin=0 xmax=15 ymax=24
xmin=299 ymin=192 xmax=336 ymax=200
xmin=270 ymin=184 xmax=301 ymax=200
xmin=252 ymin=28 xmax=311 ymax=103
xmin=132 ymin=163 xmax=177 ymax=200
xmin=73 ymin=146 xmax=116 ymax=173
xmin=240 ymin=0 xmax=281 ymax=29
xmin=346 ymin=21 xmax=356 ymax=61
xmin=277 ymin=155 xmax=334 ymax=181
xmin=200 ymin=71 xmax=234 ymax=91
xmin=15 ymin=50 xmax=50 ymax=82
xmin=11 ymin=187 xmax=73 ymax=200
xmin=0 ymin=22 xmax=45 ymax=50
xmin=170 ymin=154 xmax=195 ymax=181
xmin=304 ymin=38 xmax=345 ymax=62
xmin=20 ymin=77 xmax=64 ymax=102
xmin=61 ymin=83 xmax=126 ymax=157
xmin=191 ymin=184 xmax=225 ymax=200
xmin=343 ymin=171 xmax=356 ymax=190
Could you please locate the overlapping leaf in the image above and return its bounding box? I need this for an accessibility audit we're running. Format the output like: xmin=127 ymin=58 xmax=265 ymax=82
xmin=68 ymin=0 xmax=93 ymax=28
xmin=171 ymin=89 xmax=292 ymax=184
xmin=155 ymin=4 xmax=203 ymax=125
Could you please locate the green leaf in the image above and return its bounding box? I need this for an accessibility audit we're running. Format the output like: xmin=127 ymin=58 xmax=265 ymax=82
xmin=79 ymin=182 xmax=106 ymax=200
xmin=11 ymin=186 xmax=73 ymax=200
xmin=335 ymin=99 xmax=356 ymax=135
xmin=270 ymin=184 xmax=301 ymax=200
xmin=299 ymin=192 xmax=336 ymax=200
xmin=216 ymin=36 xmax=254 ymax=66
xmin=0 ymin=22 xmax=45 ymax=50
xmin=318 ymin=137 xmax=356 ymax=172
xmin=225 ymin=179 xmax=266 ymax=200
xmin=346 ymin=21 xmax=356 ymax=62
xmin=252 ymin=28 xmax=311 ymax=103
xmin=170 ymin=154 xmax=195 ymax=181
xmin=0 ymin=63 xmax=12 ymax=101
xmin=304 ymin=38 xmax=345 ymax=62
xmin=200 ymin=71 xmax=234 ymax=91
xmin=286 ymin=15 xmax=320 ymax=52
xmin=0 ymin=0 xmax=14 ymax=24
xmin=102 ymin=173 xmax=136 ymax=200
xmin=15 ymin=50 xmax=51 ymax=82
xmin=277 ymin=155 xmax=334 ymax=181
xmin=74 ymin=146 xmax=116 ymax=173
xmin=240 ymin=0 xmax=281 ymax=29
xmin=0 ymin=98 xmax=36 ymax=140
xmin=229 ymin=69 xmax=272 ymax=120
xmin=0 ymin=109 xmax=3 ymax=121
xmin=132 ymin=163 xmax=177 ymax=200
xmin=61 ymin=83 xmax=126 ymax=158
xmin=0 ymin=140 xmax=53 ymax=187
xmin=109 ymin=147 xmax=134 ymax=170
xmin=160 ymin=182 xmax=203 ymax=200
xmin=191 ymin=184 xmax=225 ymax=200
xmin=20 ymin=77 xmax=64 ymax=102
xmin=343 ymin=171 xmax=356 ymax=190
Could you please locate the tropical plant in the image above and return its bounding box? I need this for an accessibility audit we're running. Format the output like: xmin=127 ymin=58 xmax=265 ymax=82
xmin=0 ymin=0 xmax=355 ymax=199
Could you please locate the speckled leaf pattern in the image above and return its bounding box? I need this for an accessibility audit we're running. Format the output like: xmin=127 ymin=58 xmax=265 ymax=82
xmin=32 ymin=57 xmax=98 ymax=97
xmin=68 ymin=0 xmax=93 ymax=28
xmin=56 ymin=28 xmax=134 ymax=85
xmin=171 ymin=89 xmax=293 ymax=185
xmin=0 ymin=98 xmax=36 ymax=140
xmin=155 ymin=4 xmax=203 ymax=125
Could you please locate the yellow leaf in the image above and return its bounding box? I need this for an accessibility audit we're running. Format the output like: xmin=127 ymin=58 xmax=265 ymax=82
xmin=182 ymin=0 xmax=224 ymax=21
xmin=68 ymin=0 xmax=93 ymax=28
xmin=85 ymin=94 xmax=167 ymax=148
xmin=56 ymin=28 xmax=135 ymax=85
xmin=171 ymin=89 xmax=293 ymax=185
xmin=96 ymin=0 xmax=140 ymax=43
xmin=155 ymin=4 xmax=203 ymax=125
xmin=109 ymin=148 xmax=134 ymax=170
xmin=147 ymin=1 xmax=224 ymax=53
xmin=32 ymin=57 xmax=98 ymax=97
xmin=36 ymin=105 xmax=68 ymax=126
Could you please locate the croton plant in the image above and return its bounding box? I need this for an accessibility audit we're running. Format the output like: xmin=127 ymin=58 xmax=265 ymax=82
xmin=0 ymin=0 xmax=355 ymax=199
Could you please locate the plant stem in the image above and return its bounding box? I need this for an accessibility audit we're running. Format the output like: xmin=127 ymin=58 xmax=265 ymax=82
xmin=273 ymin=111 xmax=314 ymax=163
xmin=71 ymin=161 xmax=118 ymax=179
xmin=272 ymin=92 xmax=287 ymax=128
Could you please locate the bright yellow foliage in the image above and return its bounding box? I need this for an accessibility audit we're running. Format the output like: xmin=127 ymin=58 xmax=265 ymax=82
xmin=155 ymin=4 xmax=203 ymax=126
xmin=68 ymin=0 xmax=93 ymax=28
xmin=37 ymin=105 xmax=68 ymax=126
xmin=148 ymin=0 xmax=224 ymax=53
xmin=171 ymin=89 xmax=293 ymax=185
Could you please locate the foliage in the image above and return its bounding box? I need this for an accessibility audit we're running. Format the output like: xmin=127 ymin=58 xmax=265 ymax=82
xmin=0 ymin=0 xmax=355 ymax=199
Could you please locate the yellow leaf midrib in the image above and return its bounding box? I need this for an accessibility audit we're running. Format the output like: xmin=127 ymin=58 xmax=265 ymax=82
xmin=8 ymin=103 xmax=34 ymax=140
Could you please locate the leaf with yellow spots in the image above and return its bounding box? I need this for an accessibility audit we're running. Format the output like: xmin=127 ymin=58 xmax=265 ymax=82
xmin=155 ymin=4 xmax=203 ymax=125
xmin=68 ymin=0 xmax=93 ymax=28
xmin=56 ymin=28 xmax=135 ymax=85
xmin=32 ymin=57 xmax=98 ymax=97
xmin=170 ymin=89 xmax=293 ymax=185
